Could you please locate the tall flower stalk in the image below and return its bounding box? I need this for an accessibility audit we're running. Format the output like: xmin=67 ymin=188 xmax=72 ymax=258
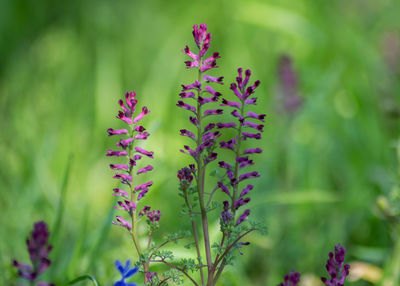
xmin=107 ymin=91 xmax=160 ymax=281
xmin=178 ymin=24 xmax=223 ymax=286
xmin=178 ymin=24 xmax=265 ymax=286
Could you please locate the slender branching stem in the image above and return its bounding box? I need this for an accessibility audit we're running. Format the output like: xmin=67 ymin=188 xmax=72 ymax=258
xmin=150 ymin=260 xmax=199 ymax=286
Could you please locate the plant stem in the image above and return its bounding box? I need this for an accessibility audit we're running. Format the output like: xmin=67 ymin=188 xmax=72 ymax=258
xmin=150 ymin=260 xmax=199 ymax=286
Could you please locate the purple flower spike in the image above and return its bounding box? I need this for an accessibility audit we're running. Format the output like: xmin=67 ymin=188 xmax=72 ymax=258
xmin=107 ymin=128 xmax=129 ymax=136
xmin=321 ymin=244 xmax=350 ymax=286
xmin=13 ymin=221 xmax=54 ymax=285
xmin=240 ymin=184 xmax=253 ymax=197
xmin=278 ymin=271 xmax=301 ymax=286
xmin=277 ymin=55 xmax=303 ymax=114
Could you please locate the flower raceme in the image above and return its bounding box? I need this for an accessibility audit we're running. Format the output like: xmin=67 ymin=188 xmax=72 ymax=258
xmin=278 ymin=271 xmax=301 ymax=286
xmin=13 ymin=221 xmax=54 ymax=286
xmin=107 ymin=91 xmax=160 ymax=231
xmin=321 ymin=244 xmax=350 ymax=286
xmin=218 ymin=68 xmax=264 ymax=226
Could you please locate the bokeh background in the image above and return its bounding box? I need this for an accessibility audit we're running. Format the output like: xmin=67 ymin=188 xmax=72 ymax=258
xmin=1 ymin=0 xmax=400 ymax=285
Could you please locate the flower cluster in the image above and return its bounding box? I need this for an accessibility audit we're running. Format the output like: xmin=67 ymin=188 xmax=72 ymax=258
xmin=114 ymin=259 xmax=138 ymax=286
xmin=178 ymin=24 xmax=223 ymax=165
xmin=278 ymin=271 xmax=301 ymax=286
xmin=277 ymin=55 xmax=302 ymax=114
xmin=321 ymin=244 xmax=350 ymax=286
xmin=107 ymin=91 xmax=159 ymax=231
xmin=217 ymin=68 xmax=264 ymax=226
xmin=13 ymin=221 xmax=54 ymax=286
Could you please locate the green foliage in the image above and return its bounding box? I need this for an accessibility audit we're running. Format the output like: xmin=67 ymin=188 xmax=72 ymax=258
xmin=1 ymin=0 xmax=400 ymax=285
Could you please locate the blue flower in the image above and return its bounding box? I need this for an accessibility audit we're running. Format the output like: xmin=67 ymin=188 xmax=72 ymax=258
xmin=114 ymin=260 xmax=138 ymax=286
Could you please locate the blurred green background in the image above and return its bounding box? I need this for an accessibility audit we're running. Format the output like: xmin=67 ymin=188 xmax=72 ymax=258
xmin=1 ymin=0 xmax=400 ymax=285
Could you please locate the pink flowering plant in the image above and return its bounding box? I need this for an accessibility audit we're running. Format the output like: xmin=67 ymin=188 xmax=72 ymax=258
xmin=104 ymin=24 xmax=351 ymax=286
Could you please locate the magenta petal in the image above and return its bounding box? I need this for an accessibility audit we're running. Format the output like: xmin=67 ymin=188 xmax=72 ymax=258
xmin=137 ymin=165 xmax=154 ymax=175
xmin=135 ymin=147 xmax=154 ymax=158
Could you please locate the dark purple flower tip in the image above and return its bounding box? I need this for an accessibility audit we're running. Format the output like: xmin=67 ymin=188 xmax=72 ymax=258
xmin=106 ymin=150 xmax=128 ymax=157
xmin=178 ymin=167 xmax=194 ymax=184
xmin=243 ymin=148 xmax=263 ymax=154
xmin=203 ymin=75 xmax=224 ymax=84
xmin=118 ymin=99 xmax=131 ymax=116
xmin=278 ymin=270 xmax=301 ymax=286
xmin=200 ymin=61 xmax=218 ymax=72
xmin=177 ymin=101 xmax=197 ymax=113
xmin=107 ymin=128 xmax=129 ymax=136
xmin=244 ymin=97 xmax=257 ymax=105
xmin=116 ymin=111 xmax=133 ymax=125
xmin=217 ymin=122 xmax=237 ymax=129
xmin=180 ymin=145 xmax=198 ymax=158
xmin=116 ymin=138 xmax=134 ymax=149
xmin=230 ymin=83 xmax=243 ymax=100
xmin=239 ymin=171 xmax=260 ymax=182
xmin=134 ymin=181 xmax=153 ymax=191
xmin=198 ymin=96 xmax=219 ymax=105
xmin=231 ymin=110 xmax=244 ymax=122
xmin=134 ymin=132 xmax=150 ymax=140
xmin=133 ymin=106 xmax=150 ymax=124
xmin=179 ymin=91 xmax=196 ymax=98
xmin=240 ymin=184 xmax=254 ymax=197
xmin=204 ymin=109 xmax=223 ymax=116
xmin=237 ymin=209 xmax=250 ymax=225
xmin=183 ymin=45 xmax=198 ymax=60
xmin=220 ymin=138 xmax=236 ymax=151
xmin=110 ymin=164 xmax=129 ymax=171
xmin=137 ymin=165 xmax=154 ymax=175
xmin=113 ymin=188 xmax=129 ymax=198
xmin=134 ymin=147 xmax=154 ymax=158
xmin=204 ymin=123 xmax=215 ymax=132
xmin=243 ymin=121 xmax=264 ymax=132
xmin=221 ymin=98 xmax=242 ymax=109
xmin=112 ymin=216 xmax=132 ymax=230
xmin=204 ymin=152 xmax=218 ymax=164
xmin=242 ymin=132 xmax=262 ymax=140
xmin=134 ymin=125 xmax=146 ymax=133
xmin=218 ymin=181 xmax=231 ymax=195
xmin=204 ymin=85 xmax=222 ymax=97
xmin=218 ymin=161 xmax=233 ymax=170
xmin=185 ymin=60 xmax=200 ymax=69
xmin=113 ymin=173 xmax=133 ymax=182
xmin=180 ymin=129 xmax=196 ymax=141
xmin=237 ymin=156 xmax=254 ymax=168
xmin=247 ymin=111 xmax=266 ymax=122
xmin=137 ymin=188 xmax=148 ymax=200
xmin=181 ymin=80 xmax=201 ymax=91
xmin=189 ymin=116 xmax=199 ymax=127
xmin=233 ymin=197 xmax=250 ymax=209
